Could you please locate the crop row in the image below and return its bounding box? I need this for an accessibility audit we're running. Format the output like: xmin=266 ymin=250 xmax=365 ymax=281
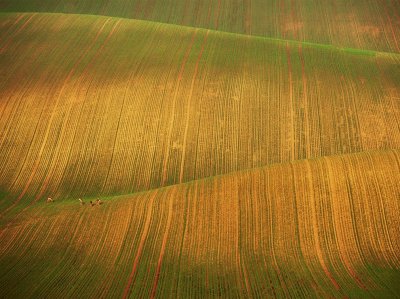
xmin=1 ymin=0 xmax=400 ymax=53
xmin=0 ymin=149 xmax=399 ymax=297
xmin=0 ymin=13 xmax=399 ymax=212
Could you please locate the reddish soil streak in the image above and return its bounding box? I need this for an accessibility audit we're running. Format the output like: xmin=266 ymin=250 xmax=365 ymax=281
xmin=122 ymin=193 xmax=156 ymax=299
xmin=160 ymin=30 xmax=198 ymax=185
xmin=290 ymin=0 xmax=298 ymax=40
xmin=150 ymin=193 xmax=174 ymax=299
xmin=390 ymin=0 xmax=400 ymax=24
xmin=11 ymin=13 xmax=26 ymax=27
xmin=241 ymin=256 xmax=251 ymax=296
xmin=380 ymin=0 xmax=400 ymax=52
xmin=236 ymin=192 xmax=251 ymax=296
xmin=0 ymin=19 xmax=113 ymax=217
xmin=179 ymin=30 xmax=209 ymax=183
xmin=80 ymin=20 xmax=121 ymax=78
xmin=280 ymin=0 xmax=286 ymax=39
xmin=285 ymin=42 xmax=295 ymax=160
xmin=346 ymin=262 xmax=367 ymax=290
xmin=206 ymin=0 xmax=213 ymax=28
xmin=177 ymin=31 xmax=198 ymax=82
xmin=244 ymin=0 xmax=252 ymax=34
xmin=298 ymin=45 xmax=310 ymax=157
xmin=0 ymin=13 xmax=36 ymax=53
xmin=32 ymin=20 xmax=115 ymax=204
xmin=215 ymin=0 xmax=222 ymax=29
xmin=306 ymin=163 xmax=341 ymax=290
xmin=97 ymin=207 xmax=135 ymax=297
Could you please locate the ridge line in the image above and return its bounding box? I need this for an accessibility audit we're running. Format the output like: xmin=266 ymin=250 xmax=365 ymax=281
xmin=1 ymin=11 xmax=400 ymax=57
xmin=85 ymin=148 xmax=400 ymax=200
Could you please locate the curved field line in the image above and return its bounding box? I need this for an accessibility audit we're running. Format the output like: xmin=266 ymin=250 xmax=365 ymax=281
xmin=0 ymin=13 xmax=36 ymax=53
xmin=1 ymin=19 xmax=108 ymax=202
xmin=380 ymin=0 xmax=400 ymax=52
xmin=265 ymin=171 xmax=291 ymax=297
xmin=214 ymin=0 xmax=221 ymax=30
xmin=122 ymin=191 xmax=156 ymax=299
xmin=339 ymin=158 xmax=368 ymax=290
xmin=160 ymin=29 xmax=198 ymax=185
xmin=0 ymin=102 xmax=46 ymax=191
xmin=326 ymin=158 xmax=365 ymax=289
xmin=149 ymin=189 xmax=175 ymax=298
xmin=0 ymin=13 xmax=399 ymax=209
xmin=298 ymin=44 xmax=311 ymax=157
xmin=24 ymin=213 xmax=87 ymax=298
xmin=290 ymin=163 xmax=330 ymax=297
xmin=0 ymin=13 xmax=25 ymax=39
xmin=0 ymin=150 xmax=399 ymax=296
xmin=179 ymin=30 xmax=209 ymax=183
xmin=0 ymin=18 xmax=113 ymax=215
xmin=35 ymin=19 xmax=121 ymax=202
xmin=305 ymin=162 xmax=341 ymax=290
xmin=365 ymin=153 xmax=399 ymax=268
xmin=285 ymin=42 xmax=295 ymax=161
xmin=236 ymin=186 xmax=251 ymax=297
xmin=95 ymin=204 xmax=135 ymax=297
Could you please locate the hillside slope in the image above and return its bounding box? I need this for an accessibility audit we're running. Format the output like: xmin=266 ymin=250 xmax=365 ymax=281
xmin=1 ymin=13 xmax=400 ymax=213
xmin=1 ymin=150 xmax=399 ymax=297
xmin=0 ymin=0 xmax=399 ymax=53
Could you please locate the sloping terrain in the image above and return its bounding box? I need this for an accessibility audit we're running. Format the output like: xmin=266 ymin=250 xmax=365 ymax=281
xmin=0 ymin=2 xmax=399 ymax=298
xmin=0 ymin=150 xmax=399 ymax=297
xmin=1 ymin=13 xmax=399 ymax=213
xmin=0 ymin=0 xmax=399 ymax=53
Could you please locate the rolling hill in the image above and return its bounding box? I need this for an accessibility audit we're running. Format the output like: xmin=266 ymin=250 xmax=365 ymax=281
xmin=0 ymin=1 xmax=399 ymax=298
xmin=1 ymin=149 xmax=399 ymax=297
xmin=0 ymin=0 xmax=399 ymax=53
xmin=1 ymin=13 xmax=399 ymax=211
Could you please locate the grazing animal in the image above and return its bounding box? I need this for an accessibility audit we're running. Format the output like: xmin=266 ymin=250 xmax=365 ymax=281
xmin=96 ymin=199 xmax=103 ymax=205
xmin=79 ymin=198 xmax=85 ymax=205
xmin=90 ymin=201 xmax=95 ymax=206
xmin=46 ymin=197 xmax=53 ymax=203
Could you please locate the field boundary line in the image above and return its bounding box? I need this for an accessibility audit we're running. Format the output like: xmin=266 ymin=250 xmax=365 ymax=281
xmin=133 ymin=149 xmax=400 ymax=197
xmin=160 ymin=29 xmax=198 ymax=185
xmin=1 ymin=12 xmax=400 ymax=57
xmin=122 ymin=191 xmax=157 ymax=299
xmin=179 ymin=30 xmax=209 ymax=183
xmin=0 ymin=16 xmax=113 ymax=217
xmin=8 ymin=149 xmax=396 ymax=210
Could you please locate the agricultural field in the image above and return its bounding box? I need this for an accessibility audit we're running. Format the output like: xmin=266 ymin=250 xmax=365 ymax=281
xmin=0 ymin=0 xmax=399 ymax=53
xmin=0 ymin=1 xmax=399 ymax=298
xmin=0 ymin=150 xmax=399 ymax=297
xmin=1 ymin=13 xmax=399 ymax=208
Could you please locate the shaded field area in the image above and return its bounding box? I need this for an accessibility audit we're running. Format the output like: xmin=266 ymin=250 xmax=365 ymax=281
xmin=1 ymin=4 xmax=400 ymax=297
xmin=0 ymin=150 xmax=399 ymax=297
xmin=0 ymin=0 xmax=399 ymax=53
xmin=1 ymin=13 xmax=400 ymax=212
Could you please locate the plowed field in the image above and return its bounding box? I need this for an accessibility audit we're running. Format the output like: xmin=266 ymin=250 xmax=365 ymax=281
xmin=0 ymin=1 xmax=399 ymax=298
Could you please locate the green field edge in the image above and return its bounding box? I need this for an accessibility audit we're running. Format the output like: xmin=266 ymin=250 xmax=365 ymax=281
xmin=2 ymin=11 xmax=400 ymax=58
xmin=2 ymin=148 xmax=397 ymax=224
xmin=22 ymin=148 xmax=400 ymax=208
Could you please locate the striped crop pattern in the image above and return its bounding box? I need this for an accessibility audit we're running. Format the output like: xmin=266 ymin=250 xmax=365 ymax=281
xmin=1 ymin=0 xmax=400 ymax=53
xmin=0 ymin=150 xmax=399 ymax=297
xmin=0 ymin=14 xmax=399 ymax=212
